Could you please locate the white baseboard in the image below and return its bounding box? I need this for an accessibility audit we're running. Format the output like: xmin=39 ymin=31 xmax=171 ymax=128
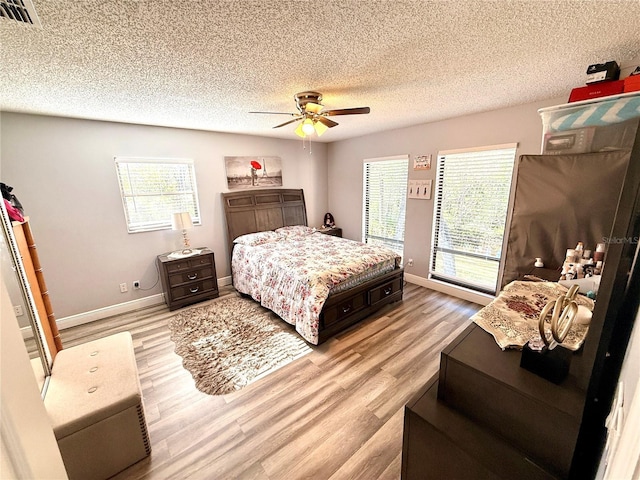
xmin=56 ymin=293 xmax=166 ymax=331
xmin=404 ymin=273 xmax=494 ymax=306
xmin=31 ymin=275 xmax=234 ymax=334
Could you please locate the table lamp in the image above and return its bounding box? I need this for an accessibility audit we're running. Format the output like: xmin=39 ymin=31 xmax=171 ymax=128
xmin=171 ymin=212 xmax=193 ymax=255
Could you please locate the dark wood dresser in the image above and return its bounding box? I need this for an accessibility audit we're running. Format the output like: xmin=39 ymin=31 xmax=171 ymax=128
xmin=402 ymin=324 xmax=585 ymax=479
xmin=157 ymin=248 xmax=219 ymax=310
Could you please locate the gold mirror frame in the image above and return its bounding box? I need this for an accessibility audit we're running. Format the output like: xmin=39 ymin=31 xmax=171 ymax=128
xmin=0 ymin=201 xmax=52 ymax=394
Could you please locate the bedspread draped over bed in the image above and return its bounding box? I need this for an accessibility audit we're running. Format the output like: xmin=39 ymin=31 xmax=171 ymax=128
xmin=471 ymin=281 xmax=595 ymax=351
xmin=231 ymin=229 xmax=401 ymax=345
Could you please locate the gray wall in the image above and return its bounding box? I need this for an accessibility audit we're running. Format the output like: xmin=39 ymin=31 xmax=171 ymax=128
xmin=0 ymin=113 xmax=328 ymax=318
xmin=1 ymin=95 xmax=566 ymax=318
xmin=327 ymin=95 xmax=566 ymax=288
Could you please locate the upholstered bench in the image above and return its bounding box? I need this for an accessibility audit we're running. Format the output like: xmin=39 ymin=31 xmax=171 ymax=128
xmin=44 ymin=331 xmax=151 ymax=480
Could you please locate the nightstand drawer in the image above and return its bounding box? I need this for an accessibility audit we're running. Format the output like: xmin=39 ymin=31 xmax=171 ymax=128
xmin=165 ymin=254 xmax=213 ymax=274
xmin=168 ymin=266 xmax=214 ymax=287
xmin=170 ymin=279 xmax=217 ymax=301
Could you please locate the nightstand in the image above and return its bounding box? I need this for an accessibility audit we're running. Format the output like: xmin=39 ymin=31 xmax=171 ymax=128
xmin=157 ymin=248 xmax=219 ymax=310
xmin=318 ymin=227 xmax=342 ymax=237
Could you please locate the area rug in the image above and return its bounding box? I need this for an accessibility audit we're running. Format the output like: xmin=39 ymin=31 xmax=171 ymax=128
xmin=168 ymin=295 xmax=312 ymax=395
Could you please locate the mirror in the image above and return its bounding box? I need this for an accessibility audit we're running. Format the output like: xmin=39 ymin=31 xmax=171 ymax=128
xmin=0 ymin=201 xmax=52 ymax=393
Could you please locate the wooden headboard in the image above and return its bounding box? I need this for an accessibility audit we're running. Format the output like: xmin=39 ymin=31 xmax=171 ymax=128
xmin=222 ymin=188 xmax=308 ymax=260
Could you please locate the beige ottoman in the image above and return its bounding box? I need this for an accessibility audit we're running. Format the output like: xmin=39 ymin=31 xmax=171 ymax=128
xmin=44 ymin=331 xmax=151 ymax=480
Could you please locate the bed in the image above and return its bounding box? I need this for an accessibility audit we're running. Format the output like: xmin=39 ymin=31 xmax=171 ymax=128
xmin=222 ymin=188 xmax=404 ymax=344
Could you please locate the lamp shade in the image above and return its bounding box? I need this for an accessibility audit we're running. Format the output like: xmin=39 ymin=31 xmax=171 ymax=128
xmin=294 ymin=122 xmax=306 ymax=138
xmin=314 ymin=120 xmax=329 ymax=136
xmin=305 ymin=102 xmax=323 ymax=114
xmin=171 ymin=212 xmax=193 ymax=231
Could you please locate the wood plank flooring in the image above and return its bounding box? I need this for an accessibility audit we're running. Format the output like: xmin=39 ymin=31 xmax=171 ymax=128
xmin=59 ymin=283 xmax=480 ymax=480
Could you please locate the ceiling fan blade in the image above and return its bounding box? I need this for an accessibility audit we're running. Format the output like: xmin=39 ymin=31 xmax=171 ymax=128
xmin=317 ymin=116 xmax=339 ymax=128
xmin=273 ymin=117 xmax=302 ymax=128
xmin=250 ymin=111 xmax=298 ymax=115
xmin=324 ymin=106 xmax=371 ymax=116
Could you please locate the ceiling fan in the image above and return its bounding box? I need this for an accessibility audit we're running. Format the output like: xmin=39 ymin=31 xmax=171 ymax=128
xmin=250 ymin=91 xmax=370 ymax=137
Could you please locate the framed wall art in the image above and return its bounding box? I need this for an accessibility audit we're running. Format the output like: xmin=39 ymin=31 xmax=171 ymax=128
xmin=414 ymin=154 xmax=432 ymax=170
xmin=224 ymin=156 xmax=283 ymax=190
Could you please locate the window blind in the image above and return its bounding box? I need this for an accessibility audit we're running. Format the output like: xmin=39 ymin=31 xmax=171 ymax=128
xmin=363 ymin=156 xmax=408 ymax=256
xmin=115 ymin=157 xmax=201 ymax=233
xmin=430 ymin=144 xmax=516 ymax=294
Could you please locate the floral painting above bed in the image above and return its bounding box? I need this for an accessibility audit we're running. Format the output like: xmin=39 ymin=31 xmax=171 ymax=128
xmin=224 ymin=156 xmax=283 ymax=190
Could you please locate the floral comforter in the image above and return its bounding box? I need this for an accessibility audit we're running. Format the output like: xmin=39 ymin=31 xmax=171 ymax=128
xmin=231 ymin=229 xmax=401 ymax=344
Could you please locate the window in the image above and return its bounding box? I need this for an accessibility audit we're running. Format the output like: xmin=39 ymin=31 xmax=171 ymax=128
xmin=430 ymin=144 xmax=517 ymax=294
xmin=362 ymin=155 xmax=409 ymax=256
xmin=115 ymin=157 xmax=201 ymax=233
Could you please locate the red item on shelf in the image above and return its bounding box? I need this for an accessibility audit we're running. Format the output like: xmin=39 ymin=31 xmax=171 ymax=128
xmin=624 ymin=75 xmax=640 ymax=93
xmin=568 ymin=80 xmax=625 ymax=103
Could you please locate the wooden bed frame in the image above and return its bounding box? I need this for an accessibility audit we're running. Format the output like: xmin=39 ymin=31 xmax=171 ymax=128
xmin=222 ymin=188 xmax=404 ymax=344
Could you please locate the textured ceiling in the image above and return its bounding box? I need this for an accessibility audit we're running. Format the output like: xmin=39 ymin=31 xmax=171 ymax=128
xmin=1 ymin=1 xmax=640 ymax=142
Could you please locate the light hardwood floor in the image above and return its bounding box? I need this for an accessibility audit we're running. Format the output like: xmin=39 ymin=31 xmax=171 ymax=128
xmin=60 ymin=282 xmax=480 ymax=480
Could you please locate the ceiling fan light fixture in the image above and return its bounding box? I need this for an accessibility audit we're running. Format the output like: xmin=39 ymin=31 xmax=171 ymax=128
xmin=301 ymin=118 xmax=315 ymax=135
xmin=294 ymin=122 xmax=306 ymax=138
xmin=250 ymin=91 xmax=370 ymax=139
xmin=314 ymin=120 xmax=328 ymax=136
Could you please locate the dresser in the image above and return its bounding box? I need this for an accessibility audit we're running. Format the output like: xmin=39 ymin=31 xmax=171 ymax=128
xmin=157 ymin=248 xmax=219 ymax=310
xmin=401 ymin=95 xmax=640 ymax=478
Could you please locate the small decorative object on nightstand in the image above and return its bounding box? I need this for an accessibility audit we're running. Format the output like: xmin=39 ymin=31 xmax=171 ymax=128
xmin=323 ymin=212 xmax=335 ymax=228
xmin=157 ymin=247 xmax=219 ymax=310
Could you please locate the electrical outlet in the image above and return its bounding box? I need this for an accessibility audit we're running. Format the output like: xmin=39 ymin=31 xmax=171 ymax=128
xmin=407 ymin=258 xmax=414 ymax=267
xmin=14 ymin=305 xmax=24 ymax=316
xmin=120 ymin=282 xmax=128 ymax=293
xmin=133 ymin=280 xmax=140 ymax=289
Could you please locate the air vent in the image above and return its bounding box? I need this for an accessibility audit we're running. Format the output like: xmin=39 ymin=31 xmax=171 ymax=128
xmin=0 ymin=0 xmax=41 ymax=27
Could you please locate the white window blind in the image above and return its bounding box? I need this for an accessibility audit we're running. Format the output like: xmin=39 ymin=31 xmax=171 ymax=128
xmin=362 ymin=155 xmax=408 ymax=256
xmin=115 ymin=157 xmax=201 ymax=233
xmin=430 ymin=144 xmax=517 ymax=294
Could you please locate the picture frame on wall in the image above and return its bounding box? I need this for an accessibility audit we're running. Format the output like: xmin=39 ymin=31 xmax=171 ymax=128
xmin=414 ymin=154 xmax=432 ymax=170
xmin=224 ymin=156 xmax=283 ymax=190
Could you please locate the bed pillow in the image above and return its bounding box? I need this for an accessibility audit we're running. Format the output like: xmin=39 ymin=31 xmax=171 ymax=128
xmin=233 ymin=231 xmax=281 ymax=246
xmin=275 ymin=225 xmax=315 ymax=237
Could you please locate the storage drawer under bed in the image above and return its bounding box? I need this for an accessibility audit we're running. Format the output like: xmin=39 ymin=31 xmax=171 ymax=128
xmin=321 ymin=271 xmax=404 ymax=328
xmin=368 ymin=277 xmax=403 ymax=306
xmin=322 ymin=291 xmax=368 ymax=327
